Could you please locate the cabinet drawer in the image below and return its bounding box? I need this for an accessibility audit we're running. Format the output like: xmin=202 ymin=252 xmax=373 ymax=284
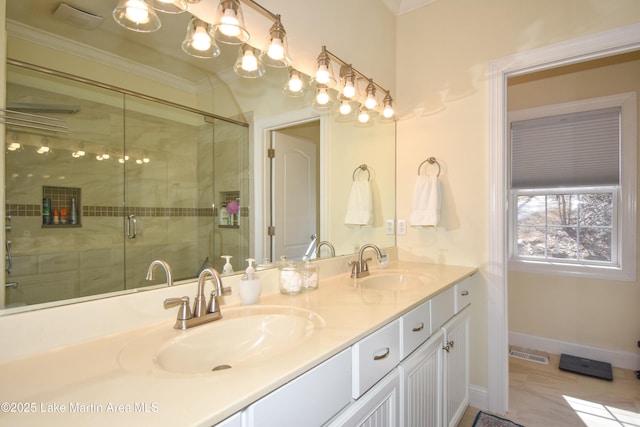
xmin=431 ymin=286 xmax=455 ymax=330
xmin=455 ymin=278 xmax=472 ymax=313
xmin=247 ymin=348 xmax=352 ymax=427
xmin=352 ymin=319 xmax=400 ymax=398
xmin=399 ymin=300 xmax=431 ymax=360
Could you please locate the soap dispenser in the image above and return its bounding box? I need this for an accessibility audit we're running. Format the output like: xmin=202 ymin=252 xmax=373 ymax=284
xmin=239 ymin=258 xmax=261 ymax=305
xmin=221 ymin=255 xmax=233 ymax=274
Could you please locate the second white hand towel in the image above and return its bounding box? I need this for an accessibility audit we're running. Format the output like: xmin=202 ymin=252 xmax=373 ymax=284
xmin=344 ymin=180 xmax=373 ymax=226
xmin=410 ymin=175 xmax=440 ymax=227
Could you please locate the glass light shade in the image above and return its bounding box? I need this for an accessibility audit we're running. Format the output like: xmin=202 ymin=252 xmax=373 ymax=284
xmin=363 ymin=80 xmax=378 ymax=109
xmin=210 ymin=0 xmax=250 ymax=45
xmin=312 ymin=85 xmax=333 ymax=109
xmin=112 ymin=0 xmax=161 ymax=32
xmin=182 ymin=18 xmax=220 ymax=58
xmin=260 ymin=15 xmax=292 ymax=68
xmin=382 ymin=92 xmax=395 ymax=119
xmin=282 ymin=69 xmax=307 ymax=97
xmin=313 ymin=46 xmax=336 ymax=87
xmin=339 ymin=65 xmax=358 ymax=99
xmin=234 ymin=45 xmax=266 ymax=78
xmin=145 ymin=0 xmax=187 ymax=14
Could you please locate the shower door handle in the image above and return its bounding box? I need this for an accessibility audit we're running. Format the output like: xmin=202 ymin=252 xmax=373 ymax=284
xmin=126 ymin=215 xmax=137 ymax=239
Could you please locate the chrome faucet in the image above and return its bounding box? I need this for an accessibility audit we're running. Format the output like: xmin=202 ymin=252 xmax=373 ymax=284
xmin=163 ymin=267 xmax=231 ymax=330
xmin=146 ymin=259 xmax=174 ymax=287
xmin=350 ymin=244 xmax=384 ymax=278
xmin=316 ymin=241 xmax=335 ymax=258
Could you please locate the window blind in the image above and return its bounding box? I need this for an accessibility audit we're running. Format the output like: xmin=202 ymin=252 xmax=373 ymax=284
xmin=511 ymin=107 xmax=620 ymax=189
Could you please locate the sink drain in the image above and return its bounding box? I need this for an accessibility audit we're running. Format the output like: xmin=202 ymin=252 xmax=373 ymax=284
xmin=211 ymin=364 xmax=232 ymax=372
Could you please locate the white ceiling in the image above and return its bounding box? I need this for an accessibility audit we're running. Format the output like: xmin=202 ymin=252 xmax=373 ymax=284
xmin=382 ymin=0 xmax=437 ymax=15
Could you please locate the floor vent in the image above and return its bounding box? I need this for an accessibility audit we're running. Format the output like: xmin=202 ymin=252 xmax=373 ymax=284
xmin=509 ymin=346 xmax=550 ymax=365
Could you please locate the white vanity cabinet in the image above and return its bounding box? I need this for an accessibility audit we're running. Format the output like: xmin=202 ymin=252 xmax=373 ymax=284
xmin=244 ymin=348 xmax=352 ymax=427
xmin=443 ymin=306 xmax=470 ymax=427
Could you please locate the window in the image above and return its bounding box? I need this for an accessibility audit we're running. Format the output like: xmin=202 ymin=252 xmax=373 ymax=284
xmin=508 ymin=93 xmax=637 ymax=281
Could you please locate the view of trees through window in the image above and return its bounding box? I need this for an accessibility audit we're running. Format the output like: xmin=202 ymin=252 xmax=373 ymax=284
xmin=516 ymin=192 xmax=614 ymax=262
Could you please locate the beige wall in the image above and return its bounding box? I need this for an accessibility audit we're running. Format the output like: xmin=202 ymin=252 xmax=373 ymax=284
xmin=396 ymin=0 xmax=640 ymax=389
xmin=507 ymin=53 xmax=640 ymax=353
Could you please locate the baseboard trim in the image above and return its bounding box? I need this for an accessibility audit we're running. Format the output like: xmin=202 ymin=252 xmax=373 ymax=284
xmin=509 ymin=331 xmax=640 ymax=371
xmin=469 ymin=384 xmax=488 ymax=411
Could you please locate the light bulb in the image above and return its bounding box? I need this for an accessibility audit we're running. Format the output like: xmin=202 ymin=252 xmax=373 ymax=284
xmin=143 ymin=156 xmax=150 ymax=163
xmin=136 ymin=159 xmax=143 ymax=164
xmin=358 ymin=109 xmax=370 ymax=123
xmin=343 ymin=81 xmax=356 ymax=99
xmin=7 ymin=142 xmax=20 ymax=151
xmin=365 ymin=95 xmax=377 ymax=110
xmin=316 ymin=65 xmax=330 ymax=85
xmin=96 ymin=155 xmax=104 ymax=161
xmin=383 ymin=105 xmax=394 ymax=119
xmin=339 ymin=101 xmax=352 ymax=115
xmin=316 ymin=89 xmax=330 ymax=105
xmin=267 ymin=38 xmax=284 ymax=61
xmin=241 ymin=50 xmax=258 ymax=72
xmin=37 ymin=146 xmax=50 ymax=154
xmin=125 ymin=0 xmax=150 ymax=24
xmin=191 ymin=26 xmax=211 ymax=51
xmin=288 ymin=75 xmax=303 ymax=93
xmin=220 ymin=9 xmax=240 ymax=37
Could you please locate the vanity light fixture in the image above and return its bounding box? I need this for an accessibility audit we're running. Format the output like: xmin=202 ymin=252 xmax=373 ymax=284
xmin=210 ymin=0 xmax=250 ymax=45
xmin=282 ymin=68 xmax=307 ymax=97
xmin=340 ymin=65 xmax=358 ymax=99
xmin=112 ymin=0 xmax=161 ymax=32
xmin=313 ymin=46 xmax=336 ymax=87
xmin=259 ymin=15 xmax=291 ymax=68
xmin=182 ymin=18 xmax=220 ymax=58
xmin=363 ymin=79 xmax=378 ymax=110
xmin=145 ymin=0 xmax=187 ymax=14
xmin=234 ymin=44 xmax=265 ymax=78
xmin=382 ymin=92 xmax=395 ymax=119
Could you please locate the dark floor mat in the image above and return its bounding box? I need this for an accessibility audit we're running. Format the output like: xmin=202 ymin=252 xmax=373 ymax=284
xmin=559 ymin=353 xmax=613 ymax=381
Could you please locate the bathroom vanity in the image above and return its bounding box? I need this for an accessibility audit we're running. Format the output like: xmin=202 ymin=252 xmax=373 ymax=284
xmin=0 ymin=257 xmax=476 ymax=427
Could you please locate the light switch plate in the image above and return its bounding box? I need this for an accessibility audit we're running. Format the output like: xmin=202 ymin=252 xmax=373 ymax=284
xmin=385 ymin=219 xmax=394 ymax=235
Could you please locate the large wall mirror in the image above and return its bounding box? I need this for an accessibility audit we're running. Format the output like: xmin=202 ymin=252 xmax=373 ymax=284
xmin=2 ymin=0 xmax=396 ymax=312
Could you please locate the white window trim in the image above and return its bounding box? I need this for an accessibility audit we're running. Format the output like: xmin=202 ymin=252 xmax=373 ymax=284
xmin=508 ymin=92 xmax=637 ymax=281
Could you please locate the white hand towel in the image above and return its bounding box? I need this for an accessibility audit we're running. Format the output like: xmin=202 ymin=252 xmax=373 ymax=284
xmin=410 ymin=175 xmax=440 ymax=227
xmin=344 ymin=180 xmax=373 ymax=226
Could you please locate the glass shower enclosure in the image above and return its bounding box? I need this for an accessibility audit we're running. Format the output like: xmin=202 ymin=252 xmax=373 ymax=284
xmin=4 ymin=62 xmax=249 ymax=308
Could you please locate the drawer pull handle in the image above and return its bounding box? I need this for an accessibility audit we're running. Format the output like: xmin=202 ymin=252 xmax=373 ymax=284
xmin=461 ymin=290 xmax=469 ymax=296
xmin=412 ymin=323 xmax=424 ymax=332
xmin=373 ymin=348 xmax=390 ymax=361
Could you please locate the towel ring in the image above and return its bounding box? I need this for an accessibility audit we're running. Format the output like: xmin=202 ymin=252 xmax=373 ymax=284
xmin=417 ymin=157 xmax=441 ymax=177
xmin=353 ymin=164 xmax=371 ymax=181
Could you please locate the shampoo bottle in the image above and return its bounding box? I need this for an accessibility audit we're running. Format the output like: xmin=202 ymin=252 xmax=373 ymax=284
xmin=221 ymin=255 xmax=233 ymax=274
xmin=239 ymin=258 xmax=261 ymax=305
xmin=219 ymin=202 xmax=229 ymax=225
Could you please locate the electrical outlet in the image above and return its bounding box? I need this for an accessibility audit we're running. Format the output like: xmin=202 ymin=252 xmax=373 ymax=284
xmin=385 ymin=219 xmax=395 ymax=235
xmin=397 ymin=219 xmax=407 ymax=235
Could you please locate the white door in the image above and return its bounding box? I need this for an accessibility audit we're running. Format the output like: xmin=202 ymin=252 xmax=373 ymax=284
xmin=271 ymin=130 xmax=317 ymax=261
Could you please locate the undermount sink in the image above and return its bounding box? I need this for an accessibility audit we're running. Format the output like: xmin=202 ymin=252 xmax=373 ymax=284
xmin=360 ymin=270 xmax=435 ymax=291
xmin=118 ymin=305 xmax=324 ymax=375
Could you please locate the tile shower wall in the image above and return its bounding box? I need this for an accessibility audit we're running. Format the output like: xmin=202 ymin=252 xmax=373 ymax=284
xmin=5 ymin=71 xmax=249 ymax=307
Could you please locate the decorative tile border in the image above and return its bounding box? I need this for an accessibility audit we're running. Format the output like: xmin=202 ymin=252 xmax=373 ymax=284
xmin=6 ymin=204 xmax=247 ymax=218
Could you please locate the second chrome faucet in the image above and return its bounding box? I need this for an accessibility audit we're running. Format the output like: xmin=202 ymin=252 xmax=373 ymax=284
xmin=164 ymin=267 xmax=232 ymax=330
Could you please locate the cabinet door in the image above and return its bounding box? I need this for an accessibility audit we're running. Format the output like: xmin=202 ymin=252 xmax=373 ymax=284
xmin=399 ymin=328 xmax=444 ymax=427
xmin=443 ymin=307 xmax=469 ymax=427
xmin=247 ymin=349 xmax=352 ymax=427
xmin=326 ymin=369 xmax=400 ymax=427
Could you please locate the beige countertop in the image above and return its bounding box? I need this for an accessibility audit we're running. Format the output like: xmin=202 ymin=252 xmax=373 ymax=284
xmin=0 ymin=260 xmax=476 ymax=426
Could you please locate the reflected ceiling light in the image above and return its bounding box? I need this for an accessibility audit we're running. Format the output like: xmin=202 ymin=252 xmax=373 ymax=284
xmin=363 ymin=79 xmax=378 ymax=110
xmin=145 ymin=0 xmax=187 ymax=14
xmin=382 ymin=92 xmax=395 ymax=119
xmin=314 ymin=85 xmax=331 ymax=107
xmin=313 ymin=46 xmax=336 ymax=87
xmin=259 ymin=15 xmax=291 ymax=68
xmin=8 ymin=142 xmax=21 ymax=151
xmin=338 ymin=98 xmax=353 ymax=116
xmin=357 ymin=106 xmax=372 ymax=124
xmin=112 ymin=0 xmax=161 ymax=32
xmin=234 ymin=45 xmax=265 ymax=78
xmin=182 ymin=18 xmax=220 ymax=58
xmin=37 ymin=141 xmax=50 ymax=154
xmin=340 ymin=65 xmax=357 ymax=99
xmin=283 ymin=68 xmax=307 ymax=97
xmin=210 ymin=0 xmax=250 ymax=45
